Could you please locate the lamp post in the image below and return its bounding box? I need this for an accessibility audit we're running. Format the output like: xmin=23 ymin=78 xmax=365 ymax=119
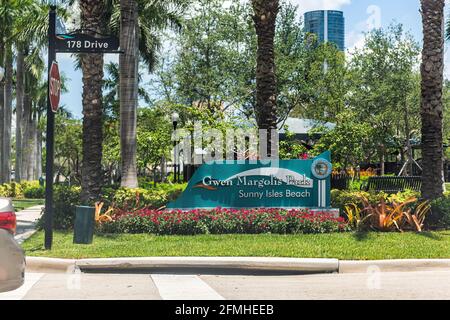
xmin=172 ymin=112 xmax=179 ymax=183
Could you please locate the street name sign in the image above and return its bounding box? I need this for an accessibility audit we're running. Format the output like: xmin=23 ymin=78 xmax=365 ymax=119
xmin=49 ymin=61 xmax=61 ymax=113
xmin=167 ymin=151 xmax=334 ymax=211
xmin=55 ymin=33 xmax=120 ymax=53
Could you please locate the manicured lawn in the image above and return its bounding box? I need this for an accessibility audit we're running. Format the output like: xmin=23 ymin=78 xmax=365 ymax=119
xmin=23 ymin=230 xmax=450 ymax=260
xmin=12 ymin=199 xmax=44 ymax=211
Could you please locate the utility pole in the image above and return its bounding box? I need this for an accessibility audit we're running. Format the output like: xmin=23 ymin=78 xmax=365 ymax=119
xmin=44 ymin=5 xmax=56 ymax=250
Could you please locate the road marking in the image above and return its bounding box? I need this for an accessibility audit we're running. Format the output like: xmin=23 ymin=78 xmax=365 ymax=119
xmin=151 ymin=274 xmax=225 ymax=300
xmin=0 ymin=273 xmax=44 ymax=300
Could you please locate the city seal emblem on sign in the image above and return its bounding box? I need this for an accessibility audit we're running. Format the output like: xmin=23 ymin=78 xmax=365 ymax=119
xmin=311 ymin=158 xmax=332 ymax=180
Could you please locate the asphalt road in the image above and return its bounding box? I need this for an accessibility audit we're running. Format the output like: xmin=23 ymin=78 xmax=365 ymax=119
xmin=1 ymin=270 xmax=450 ymax=300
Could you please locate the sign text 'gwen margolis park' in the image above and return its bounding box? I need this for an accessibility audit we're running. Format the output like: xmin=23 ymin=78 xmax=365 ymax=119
xmin=167 ymin=151 xmax=333 ymax=210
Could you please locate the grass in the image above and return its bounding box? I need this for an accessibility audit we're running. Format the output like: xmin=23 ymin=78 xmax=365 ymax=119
xmin=22 ymin=230 xmax=450 ymax=260
xmin=12 ymin=199 xmax=44 ymax=211
xmin=446 ymin=183 xmax=450 ymax=191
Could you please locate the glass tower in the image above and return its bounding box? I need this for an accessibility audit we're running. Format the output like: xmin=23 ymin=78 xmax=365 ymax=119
xmin=304 ymin=10 xmax=345 ymax=51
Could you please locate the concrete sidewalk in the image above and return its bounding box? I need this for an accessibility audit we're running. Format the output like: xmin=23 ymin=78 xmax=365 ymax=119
xmin=25 ymin=256 xmax=450 ymax=274
xmin=15 ymin=205 xmax=44 ymax=244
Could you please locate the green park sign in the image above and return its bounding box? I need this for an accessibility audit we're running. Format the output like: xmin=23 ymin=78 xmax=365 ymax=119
xmin=167 ymin=151 xmax=334 ymax=211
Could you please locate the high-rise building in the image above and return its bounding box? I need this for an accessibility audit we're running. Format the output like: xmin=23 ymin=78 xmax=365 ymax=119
xmin=304 ymin=10 xmax=345 ymax=51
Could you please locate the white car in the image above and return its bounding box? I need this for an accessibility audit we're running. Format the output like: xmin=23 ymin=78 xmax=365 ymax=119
xmin=0 ymin=198 xmax=25 ymax=292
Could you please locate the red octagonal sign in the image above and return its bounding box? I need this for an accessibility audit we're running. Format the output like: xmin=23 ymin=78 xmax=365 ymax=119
xmin=49 ymin=61 xmax=61 ymax=113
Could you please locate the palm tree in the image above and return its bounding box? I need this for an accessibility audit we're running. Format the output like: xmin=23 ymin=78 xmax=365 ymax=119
xmin=0 ymin=0 xmax=19 ymax=183
xmin=14 ymin=0 xmax=47 ymax=181
xmin=119 ymin=0 xmax=139 ymax=188
xmin=251 ymin=0 xmax=279 ymax=158
xmin=420 ymin=0 xmax=445 ymax=200
xmin=117 ymin=0 xmax=186 ymax=187
xmin=79 ymin=0 xmax=109 ymax=203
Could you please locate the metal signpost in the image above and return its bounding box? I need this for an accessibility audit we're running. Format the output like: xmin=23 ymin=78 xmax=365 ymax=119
xmin=44 ymin=5 xmax=121 ymax=250
xmin=44 ymin=5 xmax=57 ymax=250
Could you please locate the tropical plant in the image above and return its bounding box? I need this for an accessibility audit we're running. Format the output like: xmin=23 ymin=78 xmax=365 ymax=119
xmin=402 ymin=200 xmax=431 ymax=232
xmin=344 ymin=203 xmax=372 ymax=231
xmin=343 ymin=194 xmax=430 ymax=232
xmin=94 ymin=202 xmax=113 ymax=224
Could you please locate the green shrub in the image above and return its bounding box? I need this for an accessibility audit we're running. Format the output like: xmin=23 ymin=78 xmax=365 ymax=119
xmin=36 ymin=185 xmax=81 ymax=231
xmin=431 ymin=195 xmax=450 ymax=228
xmin=0 ymin=182 xmax=24 ymax=199
xmin=22 ymin=181 xmax=45 ymax=199
xmin=331 ymin=190 xmax=382 ymax=213
xmin=102 ymin=184 xmax=186 ymax=209
xmin=35 ymin=183 xmax=186 ymax=230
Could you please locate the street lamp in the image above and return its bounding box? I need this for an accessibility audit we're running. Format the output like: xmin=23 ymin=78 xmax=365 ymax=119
xmin=172 ymin=112 xmax=180 ymax=183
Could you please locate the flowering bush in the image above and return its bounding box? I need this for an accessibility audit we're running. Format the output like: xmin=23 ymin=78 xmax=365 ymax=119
xmin=98 ymin=208 xmax=350 ymax=235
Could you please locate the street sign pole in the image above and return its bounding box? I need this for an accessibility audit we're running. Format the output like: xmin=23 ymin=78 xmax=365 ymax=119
xmin=44 ymin=5 xmax=57 ymax=250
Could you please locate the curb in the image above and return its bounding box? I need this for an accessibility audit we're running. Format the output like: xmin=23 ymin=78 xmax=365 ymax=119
xmin=26 ymin=257 xmax=338 ymax=274
xmin=339 ymin=259 xmax=450 ymax=273
xmin=25 ymin=257 xmax=450 ymax=274
xmin=75 ymin=257 xmax=339 ymax=273
xmin=26 ymin=257 xmax=77 ymax=273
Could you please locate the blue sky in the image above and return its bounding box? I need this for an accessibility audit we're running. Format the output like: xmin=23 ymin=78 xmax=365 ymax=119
xmin=58 ymin=0 xmax=448 ymax=119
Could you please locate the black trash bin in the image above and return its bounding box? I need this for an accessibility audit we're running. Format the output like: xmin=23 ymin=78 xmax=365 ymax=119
xmin=73 ymin=206 xmax=95 ymax=244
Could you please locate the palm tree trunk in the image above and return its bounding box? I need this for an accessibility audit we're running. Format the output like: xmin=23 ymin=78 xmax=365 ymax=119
xmin=2 ymin=43 xmax=13 ymax=183
xmin=251 ymin=0 xmax=279 ymax=158
xmin=420 ymin=0 xmax=445 ymax=200
xmin=0 ymin=77 xmax=4 ymax=184
xmin=80 ymin=0 xmax=106 ymax=203
xmin=29 ymin=113 xmax=38 ymax=180
xmin=36 ymin=114 xmax=42 ymax=179
xmin=21 ymin=87 xmax=32 ymax=181
xmin=119 ymin=0 xmax=139 ymax=188
xmin=15 ymin=49 xmax=25 ymax=182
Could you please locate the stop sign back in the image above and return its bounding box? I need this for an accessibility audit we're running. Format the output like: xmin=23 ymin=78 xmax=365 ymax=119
xmin=49 ymin=61 xmax=61 ymax=113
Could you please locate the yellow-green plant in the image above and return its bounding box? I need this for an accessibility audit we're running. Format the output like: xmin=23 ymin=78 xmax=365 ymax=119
xmin=344 ymin=203 xmax=372 ymax=231
xmin=403 ymin=200 xmax=431 ymax=232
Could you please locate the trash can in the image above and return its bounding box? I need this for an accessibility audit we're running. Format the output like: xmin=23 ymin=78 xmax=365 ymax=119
xmin=73 ymin=206 xmax=95 ymax=244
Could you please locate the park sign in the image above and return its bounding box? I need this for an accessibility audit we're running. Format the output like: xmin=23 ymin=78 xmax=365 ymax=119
xmin=55 ymin=33 xmax=120 ymax=53
xmin=167 ymin=151 xmax=335 ymax=212
xmin=49 ymin=61 xmax=61 ymax=113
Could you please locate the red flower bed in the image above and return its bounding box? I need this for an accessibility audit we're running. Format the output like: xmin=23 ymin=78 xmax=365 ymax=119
xmin=98 ymin=207 xmax=349 ymax=235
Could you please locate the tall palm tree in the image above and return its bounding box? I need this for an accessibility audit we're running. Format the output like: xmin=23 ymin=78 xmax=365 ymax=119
xmin=117 ymin=0 xmax=186 ymax=187
xmin=251 ymin=0 xmax=279 ymax=158
xmin=119 ymin=0 xmax=139 ymax=188
xmin=0 ymin=0 xmax=19 ymax=183
xmin=420 ymin=0 xmax=445 ymax=200
xmin=79 ymin=0 xmax=109 ymax=203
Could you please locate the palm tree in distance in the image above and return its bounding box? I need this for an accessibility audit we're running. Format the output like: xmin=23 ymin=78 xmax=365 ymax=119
xmin=420 ymin=0 xmax=445 ymax=200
